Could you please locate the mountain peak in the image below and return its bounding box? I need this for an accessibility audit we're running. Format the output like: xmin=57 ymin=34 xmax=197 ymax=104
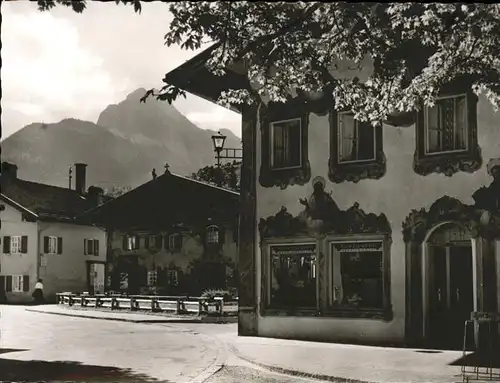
xmin=126 ymin=87 xmax=148 ymax=101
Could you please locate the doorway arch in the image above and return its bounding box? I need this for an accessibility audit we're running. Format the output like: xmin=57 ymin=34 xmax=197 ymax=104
xmin=421 ymin=221 xmax=477 ymax=348
xmin=402 ymin=196 xmax=480 ymax=348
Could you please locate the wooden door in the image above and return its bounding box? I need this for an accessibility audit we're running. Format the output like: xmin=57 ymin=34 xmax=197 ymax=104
xmin=429 ymin=246 xmax=448 ymax=346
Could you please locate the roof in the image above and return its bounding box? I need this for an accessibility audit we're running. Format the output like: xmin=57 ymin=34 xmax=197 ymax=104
xmin=1 ymin=176 xmax=103 ymax=223
xmin=163 ymin=44 xmax=249 ymax=114
xmin=81 ymin=171 xmax=240 ymax=230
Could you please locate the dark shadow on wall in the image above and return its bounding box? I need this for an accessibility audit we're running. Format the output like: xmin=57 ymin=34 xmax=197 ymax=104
xmin=0 ymin=358 xmax=170 ymax=383
xmin=0 ymin=348 xmax=28 ymax=355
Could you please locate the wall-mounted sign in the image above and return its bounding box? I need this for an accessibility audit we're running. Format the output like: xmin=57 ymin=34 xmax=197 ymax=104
xmin=333 ymin=242 xmax=383 ymax=252
xmin=270 ymin=244 xmax=316 ymax=256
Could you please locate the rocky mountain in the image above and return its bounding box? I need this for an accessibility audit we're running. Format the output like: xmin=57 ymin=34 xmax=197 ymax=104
xmin=1 ymin=88 xmax=241 ymax=191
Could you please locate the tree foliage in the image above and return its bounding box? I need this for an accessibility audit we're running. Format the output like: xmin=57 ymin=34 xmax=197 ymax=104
xmin=191 ymin=161 xmax=241 ymax=192
xmin=104 ymin=185 xmax=133 ymax=198
xmin=39 ymin=2 xmax=500 ymax=123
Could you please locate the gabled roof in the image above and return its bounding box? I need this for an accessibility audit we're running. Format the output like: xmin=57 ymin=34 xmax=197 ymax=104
xmin=1 ymin=176 xmax=98 ymax=223
xmin=163 ymin=44 xmax=249 ymax=114
xmin=81 ymin=171 xmax=239 ymax=230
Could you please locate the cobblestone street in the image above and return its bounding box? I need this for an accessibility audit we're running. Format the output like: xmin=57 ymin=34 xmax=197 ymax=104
xmin=0 ymin=306 xmax=322 ymax=382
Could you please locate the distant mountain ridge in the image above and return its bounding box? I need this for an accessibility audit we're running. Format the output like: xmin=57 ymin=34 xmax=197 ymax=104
xmin=1 ymin=88 xmax=240 ymax=191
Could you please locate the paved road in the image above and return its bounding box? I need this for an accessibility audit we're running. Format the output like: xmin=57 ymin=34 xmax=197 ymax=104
xmin=0 ymin=306 xmax=321 ymax=383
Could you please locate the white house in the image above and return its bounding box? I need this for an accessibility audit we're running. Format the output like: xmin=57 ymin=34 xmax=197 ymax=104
xmin=164 ymin=45 xmax=500 ymax=350
xmin=0 ymin=162 xmax=107 ymax=303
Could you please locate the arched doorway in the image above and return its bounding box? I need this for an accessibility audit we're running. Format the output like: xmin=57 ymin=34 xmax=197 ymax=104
xmin=422 ymin=221 xmax=476 ymax=349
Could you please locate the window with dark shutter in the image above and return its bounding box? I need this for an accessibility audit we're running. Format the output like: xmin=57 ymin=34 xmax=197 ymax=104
xmin=6 ymin=276 xmax=12 ymax=292
xmin=23 ymin=275 xmax=29 ymax=292
xmin=145 ymin=236 xmax=150 ymax=249
xmin=57 ymin=237 xmax=63 ymax=254
xmin=94 ymin=240 xmax=99 ymax=256
xmin=43 ymin=236 xmax=49 ymax=253
xmin=3 ymin=236 xmax=10 ymax=254
xmin=156 ymin=235 xmax=163 ymax=249
xmin=164 ymin=235 xmax=169 ymax=250
xmin=21 ymin=236 xmax=28 ymax=254
xmin=135 ymin=235 xmax=140 ymax=249
xmin=0 ymin=276 xmax=4 ymax=293
xmin=84 ymin=239 xmax=88 ymax=255
xmin=122 ymin=235 xmax=127 ymax=250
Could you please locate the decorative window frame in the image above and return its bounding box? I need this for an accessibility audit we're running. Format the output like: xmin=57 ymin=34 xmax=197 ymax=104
xmin=84 ymin=238 xmax=99 ymax=256
xmin=414 ymin=83 xmax=482 ymax=177
xmin=259 ymin=99 xmax=311 ymax=189
xmin=261 ymin=237 xmax=320 ymax=316
xmin=328 ymin=110 xmax=386 ymax=183
xmin=324 ymin=234 xmax=393 ymax=321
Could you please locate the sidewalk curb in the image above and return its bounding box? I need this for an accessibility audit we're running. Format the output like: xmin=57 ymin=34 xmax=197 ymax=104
xmin=25 ymin=308 xmax=237 ymax=324
xmin=228 ymin=343 xmax=371 ymax=383
xmin=189 ymin=333 xmax=228 ymax=383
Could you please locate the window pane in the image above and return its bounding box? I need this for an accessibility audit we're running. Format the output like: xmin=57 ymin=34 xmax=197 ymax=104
xmin=439 ymin=98 xmax=455 ymax=151
xmin=339 ymin=114 xmax=356 ymax=161
xmin=340 ymin=249 xmax=383 ymax=309
xmin=271 ymin=119 xmax=301 ymax=168
xmin=87 ymin=240 xmax=93 ymax=255
xmin=270 ymin=244 xmax=316 ymax=309
xmin=427 ymin=105 xmax=441 ymax=153
xmin=357 ymin=122 xmax=375 ymax=160
xmin=455 ymin=96 xmax=467 ymax=150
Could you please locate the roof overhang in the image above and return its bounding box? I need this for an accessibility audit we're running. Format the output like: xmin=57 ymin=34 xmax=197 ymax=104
xmin=0 ymin=193 xmax=38 ymax=219
xmin=164 ymin=44 xmax=249 ymax=114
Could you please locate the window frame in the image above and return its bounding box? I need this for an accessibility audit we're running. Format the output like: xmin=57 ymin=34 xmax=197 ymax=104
xmin=413 ymin=84 xmax=481 ymax=177
xmin=84 ymin=238 xmax=99 ymax=256
xmin=262 ymin=237 xmax=319 ymax=315
xmin=337 ymin=111 xmax=377 ymax=164
xmin=269 ymin=117 xmax=303 ymax=171
xmin=47 ymin=236 xmax=58 ymax=255
xmin=147 ymin=270 xmax=158 ymax=287
xmin=328 ymin=110 xmax=386 ymax=184
xmin=325 ymin=234 xmax=392 ymax=320
xmin=168 ymin=233 xmax=183 ymax=251
xmin=126 ymin=235 xmax=138 ymax=251
xmin=423 ymin=93 xmax=469 ymax=156
xmin=206 ymin=225 xmax=220 ymax=245
xmin=259 ymin=99 xmax=311 ymax=189
xmin=12 ymin=275 xmax=23 ymax=293
xmin=10 ymin=236 xmax=21 ymax=254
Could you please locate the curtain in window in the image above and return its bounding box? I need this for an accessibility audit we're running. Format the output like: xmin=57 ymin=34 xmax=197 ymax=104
xmin=272 ymin=120 xmax=301 ymax=168
xmin=340 ymin=114 xmax=356 ymax=161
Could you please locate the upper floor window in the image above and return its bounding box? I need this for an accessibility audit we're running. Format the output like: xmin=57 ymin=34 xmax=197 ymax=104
xmin=338 ymin=112 xmax=376 ymax=163
xmin=44 ymin=236 xmax=62 ymax=255
xmin=424 ymin=94 xmax=468 ymax=155
xmin=147 ymin=270 xmax=158 ymax=287
xmin=2 ymin=236 xmax=28 ymax=254
xmin=413 ymin=89 xmax=481 ymax=177
xmin=84 ymin=239 xmax=99 ymax=256
xmin=270 ymin=118 xmax=302 ymax=170
xmin=329 ymin=111 xmax=385 ymax=184
xmin=259 ymin=100 xmax=311 ymax=189
xmin=146 ymin=235 xmax=162 ymax=250
xmin=168 ymin=233 xmax=183 ymax=252
xmin=123 ymin=235 xmax=139 ymax=251
xmin=206 ymin=225 xmax=220 ymax=245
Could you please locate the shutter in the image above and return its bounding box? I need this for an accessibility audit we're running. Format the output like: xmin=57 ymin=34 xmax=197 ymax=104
xmin=164 ymin=235 xmax=169 ymax=250
xmin=84 ymin=239 xmax=88 ymax=255
xmin=43 ymin=236 xmax=49 ymax=254
xmin=122 ymin=235 xmax=127 ymax=250
xmin=135 ymin=235 xmax=140 ymax=249
xmin=0 ymin=276 xmax=5 ymax=293
xmin=94 ymin=240 xmax=99 ymax=256
xmin=219 ymin=226 xmax=226 ymax=245
xmin=6 ymin=276 xmax=12 ymax=292
xmin=21 ymin=236 xmax=28 ymax=254
xmin=176 ymin=234 xmax=183 ymax=250
xmin=57 ymin=237 xmax=63 ymax=254
xmin=23 ymin=275 xmax=29 ymax=292
xmin=145 ymin=236 xmax=150 ymax=249
xmin=156 ymin=235 xmax=163 ymax=249
xmin=3 ymin=236 xmax=11 ymax=254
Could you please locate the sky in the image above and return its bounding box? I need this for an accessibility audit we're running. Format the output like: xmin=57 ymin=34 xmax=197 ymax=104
xmin=0 ymin=1 xmax=241 ymax=139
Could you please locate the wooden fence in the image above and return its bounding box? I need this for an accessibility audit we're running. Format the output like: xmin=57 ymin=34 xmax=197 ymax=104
xmin=56 ymin=293 xmax=238 ymax=316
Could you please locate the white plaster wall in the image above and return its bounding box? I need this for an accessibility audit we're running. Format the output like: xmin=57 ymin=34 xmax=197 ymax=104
xmin=254 ymin=96 xmax=500 ymax=344
xmin=39 ymin=222 xmax=106 ymax=299
xmin=0 ymin=204 xmax=38 ymax=302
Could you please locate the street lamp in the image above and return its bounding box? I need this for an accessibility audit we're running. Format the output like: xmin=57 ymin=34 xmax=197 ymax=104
xmin=211 ymin=131 xmax=242 ymax=166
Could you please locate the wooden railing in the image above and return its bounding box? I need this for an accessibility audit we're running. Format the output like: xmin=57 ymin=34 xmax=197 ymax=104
xmin=55 ymin=293 xmax=238 ymax=316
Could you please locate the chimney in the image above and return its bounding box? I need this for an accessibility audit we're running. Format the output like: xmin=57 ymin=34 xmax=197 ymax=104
xmin=74 ymin=163 xmax=87 ymax=195
xmin=87 ymin=186 xmax=104 ymax=207
xmin=1 ymin=162 xmax=18 ymax=180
